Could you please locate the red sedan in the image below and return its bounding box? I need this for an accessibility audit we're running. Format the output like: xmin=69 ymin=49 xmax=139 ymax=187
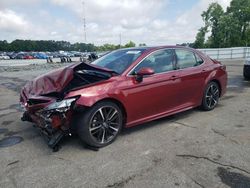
xmin=23 ymin=55 xmax=35 ymax=60
xmin=20 ymin=46 xmax=227 ymax=150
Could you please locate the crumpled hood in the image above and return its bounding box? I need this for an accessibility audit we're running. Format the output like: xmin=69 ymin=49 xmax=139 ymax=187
xmin=21 ymin=62 xmax=115 ymax=102
xmin=22 ymin=63 xmax=77 ymax=98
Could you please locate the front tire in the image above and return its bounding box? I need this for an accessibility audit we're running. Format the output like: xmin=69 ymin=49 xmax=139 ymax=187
xmin=201 ymin=82 xmax=220 ymax=111
xmin=77 ymin=101 xmax=123 ymax=148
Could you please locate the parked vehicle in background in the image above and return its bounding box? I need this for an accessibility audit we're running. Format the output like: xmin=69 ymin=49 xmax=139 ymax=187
xmin=97 ymin=51 xmax=110 ymax=58
xmin=80 ymin=53 xmax=89 ymax=62
xmin=88 ymin=52 xmax=98 ymax=61
xmin=23 ymin=55 xmax=35 ymax=59
xmin=243 ymin=58 xmax=250 ymax=80
xmin=0 ymin=51 xmax=96 ymax=60
xmin=48 ymin=52 xmax=60 ymax=58
xmin=0 ymin=54 xmax=10 ymax=60
xmin=14 ymin=53 xmax=25 ymax=59
xmin=71 ymin=51 xmax=83 ymax=57
xmin=80 ymin=52 xmax=98 ymax=63
xmin=58 ymin=51 xmax=74 ymax=58
xmin=33 ymin=52 xmax=48 ymax=59
xmin=6 ymin=52 xmax=17 ymax=59
xmin=20 ymin=46 xmax=227 ymax=150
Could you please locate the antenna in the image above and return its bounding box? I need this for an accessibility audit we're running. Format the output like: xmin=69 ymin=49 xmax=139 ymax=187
xmin=82 ymin=1 xmax=87 ymax=42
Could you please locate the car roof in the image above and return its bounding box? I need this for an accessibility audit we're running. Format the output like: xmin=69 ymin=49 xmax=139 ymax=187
xmin=121 ymin=45 xmax=194 ymax=52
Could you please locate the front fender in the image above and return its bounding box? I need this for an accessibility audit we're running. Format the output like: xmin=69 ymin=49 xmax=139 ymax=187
xmin=65 ymin=81 xmax=126 ymax=107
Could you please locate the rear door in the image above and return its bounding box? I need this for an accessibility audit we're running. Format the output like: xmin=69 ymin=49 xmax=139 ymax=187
xmin=174 ymin=49 xmax=207 ymax=107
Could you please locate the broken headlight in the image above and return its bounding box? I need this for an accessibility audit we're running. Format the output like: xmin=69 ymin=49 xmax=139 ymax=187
xmin=44 ymin=97 xmax=78 ymax=112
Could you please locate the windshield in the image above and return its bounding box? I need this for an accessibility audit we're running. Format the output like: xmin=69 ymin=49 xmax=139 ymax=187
xmin=92 ymin=49 xmax=145 ymax=74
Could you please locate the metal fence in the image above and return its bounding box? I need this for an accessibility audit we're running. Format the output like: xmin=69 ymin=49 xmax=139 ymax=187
xmin=198 ymin=47 xmax=250 ymax=60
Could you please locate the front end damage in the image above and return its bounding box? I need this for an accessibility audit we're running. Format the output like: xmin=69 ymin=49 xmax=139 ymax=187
xmin=21 ymin=97 xmax=79 ymax=151
xmin=20 ymin=62 xmax=114 ymax=151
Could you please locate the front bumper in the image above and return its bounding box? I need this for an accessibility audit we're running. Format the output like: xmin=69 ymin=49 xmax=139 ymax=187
xmin=21 ymin=109 xmax=73 ymax=151
xmin=20 ymin=94 xmax=74 ymax=151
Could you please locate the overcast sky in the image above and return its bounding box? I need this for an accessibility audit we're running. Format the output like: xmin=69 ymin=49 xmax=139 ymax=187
xmin=0 ymin=0 xmax=231 ymax=45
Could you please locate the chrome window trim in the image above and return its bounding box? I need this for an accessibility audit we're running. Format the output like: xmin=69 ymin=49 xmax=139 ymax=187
xmin=127 ymin=48 xmax=205 ymax=77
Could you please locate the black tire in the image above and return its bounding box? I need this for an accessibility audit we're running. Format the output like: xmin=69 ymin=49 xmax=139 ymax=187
xmin=243 ymin=66 xmax=250 ymax=80
xmin=77 ymin=101 xmax=123 ymax=148
xmin=243 ymin=73 xmax=250 ymax=80
xmin=201 ymin=81 xmax=220 ymax=111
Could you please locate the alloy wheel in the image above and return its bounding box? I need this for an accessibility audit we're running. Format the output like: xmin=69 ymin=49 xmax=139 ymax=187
xmin=205 ymin=83 xmax=219 ymax=109
xmin=89 ymin=106 xmax=121 ymax=144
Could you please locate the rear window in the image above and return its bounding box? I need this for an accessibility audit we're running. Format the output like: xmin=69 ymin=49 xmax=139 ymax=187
xmin=195 ymin=54 xmax=204 ymax=65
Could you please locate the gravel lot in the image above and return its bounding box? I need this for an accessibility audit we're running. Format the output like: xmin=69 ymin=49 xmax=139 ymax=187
xmin=0 ymin=60 xmax=249 ymax=188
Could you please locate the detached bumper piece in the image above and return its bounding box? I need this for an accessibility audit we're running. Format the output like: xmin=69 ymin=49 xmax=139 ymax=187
xmin=40 ymin=128 xmax=65 ymax=152
xmin=21 ymin=111 xmax=33 ymax=122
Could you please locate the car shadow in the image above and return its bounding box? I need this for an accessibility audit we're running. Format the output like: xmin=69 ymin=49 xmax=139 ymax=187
xmin=120 ymin=108 xmax=201 ymax=136
xmin=227 ymin=75 xmax=250 ymax=93
xmin=56 ymin=108 xmax=201 ymax=151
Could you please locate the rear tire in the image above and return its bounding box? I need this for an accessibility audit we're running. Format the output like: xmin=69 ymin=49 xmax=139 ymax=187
xmin=243 ymin=72 xmax=250 ymax=80
xmin=201 ymin=82 xmax=220 ymax=111
xmin=77 ymin=101 xmax=123 ymax=148
xmin=243 ymin=66 xmax=250 ymax=80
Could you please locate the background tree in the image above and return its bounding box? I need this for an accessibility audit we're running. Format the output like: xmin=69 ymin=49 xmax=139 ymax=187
xmin=0 ymin=40 xmax=137 ymax=52
xmin=217 ymin=14 xmax=241 ymax=47
xmin=124 ymin=41 xmax=136 ymax=48
xmin=227 ymin=0 xmax=250 ymax=43
xmin=193 ymin=27 xmax=207 ymax=48
xmin=193 ymin=0 xmax=250 ymax=48
xmin=0 ymin=40 xmax=8 ymax=51
xmin=202 ymin=3 xmax=224 ymax=48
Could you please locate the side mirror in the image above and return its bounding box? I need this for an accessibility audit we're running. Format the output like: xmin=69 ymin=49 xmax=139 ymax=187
xmin=137 ymin=67 xmax=155 ymax=76
xmin=135 ymin=67 xmax=154 ymax=82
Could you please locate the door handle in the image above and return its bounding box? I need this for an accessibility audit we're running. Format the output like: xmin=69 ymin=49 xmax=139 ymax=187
xmin=170 ymin=75 xmax=178 ymax=80
xmin=202 ymin=69 xmax=207 ymax=72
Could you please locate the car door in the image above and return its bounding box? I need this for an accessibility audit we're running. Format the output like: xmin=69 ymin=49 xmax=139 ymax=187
xmin=174 ymin=49 xmax=207 ymax=107
xmin=121 ymin=49 xmax=181 ymax=126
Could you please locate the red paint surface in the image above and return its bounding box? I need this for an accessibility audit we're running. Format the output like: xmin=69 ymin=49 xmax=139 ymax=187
xmin=20 ymin=46 xmax=227 ymax=129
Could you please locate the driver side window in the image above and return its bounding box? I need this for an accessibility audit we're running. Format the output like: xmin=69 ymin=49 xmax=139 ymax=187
xmin=133 ymin=49 xmax=175 ymax=74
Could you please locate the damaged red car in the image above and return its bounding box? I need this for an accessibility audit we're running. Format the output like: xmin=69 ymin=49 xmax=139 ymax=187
xmin=20 ymin=46 xmax=227 ymax=150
